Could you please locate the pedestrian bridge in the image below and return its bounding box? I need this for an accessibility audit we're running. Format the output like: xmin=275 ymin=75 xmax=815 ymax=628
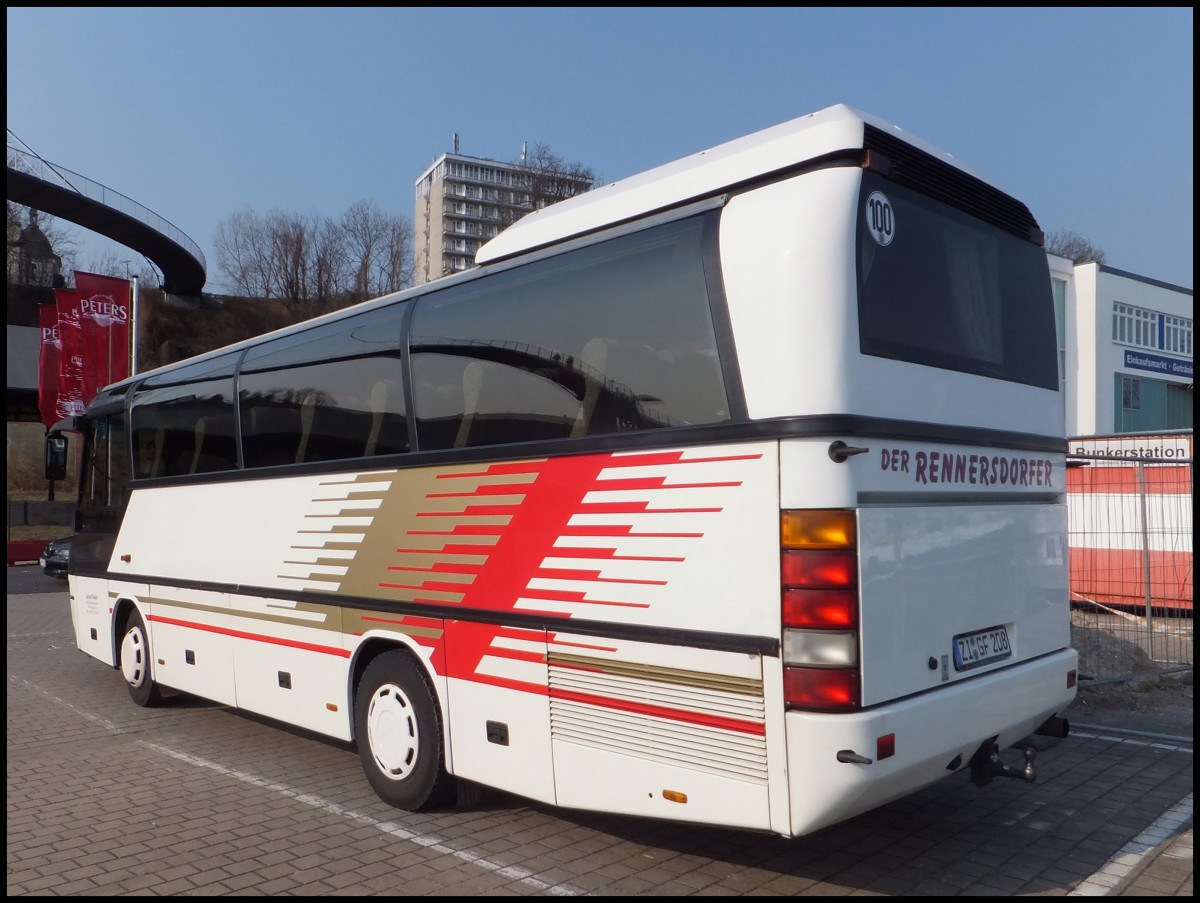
xmin=7 ymin=147 xmax=206 ymax=294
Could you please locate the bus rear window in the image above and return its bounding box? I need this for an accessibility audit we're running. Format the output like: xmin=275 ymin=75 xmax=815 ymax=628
xmin=856 ymin=173 xmax=1058 ymax=390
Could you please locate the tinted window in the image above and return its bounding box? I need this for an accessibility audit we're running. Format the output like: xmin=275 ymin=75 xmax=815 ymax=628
xmin=239 ymin=304 xmax=407 ymax=467
xmin=857 ymin=172 xmax=1058 ymax=389
xmin=411 ymin=213 xmax=729 ymax=450
xmin=80 ymin=414 xmax=131 ymax=509
xmin=131 ymin=353 xmax=239 ymax=477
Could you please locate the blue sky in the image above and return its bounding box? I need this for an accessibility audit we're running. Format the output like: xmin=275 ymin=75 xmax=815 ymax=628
xmin=6 ymin=7 xmax=1194 ymax=293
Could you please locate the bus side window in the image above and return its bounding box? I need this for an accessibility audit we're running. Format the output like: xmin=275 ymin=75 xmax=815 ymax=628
xmin=454 ymin=362 xmax=486 ymax=448
xmin=571 ymin=338 xmax=608 ymax=438
xmin=665 ymin=347 xmax=728 ymax=425
xmin=243 ymin=404 xmax=301 ymax=467
xmin=141 ymin=428 xmax=165 ymax=478
xmin=295 ymin=393 xmax=318 ymax=464
xmin=189 ymin=419 xmax=208 ymax=475
xmin=364 ymin=380 xmax=390 ymax=456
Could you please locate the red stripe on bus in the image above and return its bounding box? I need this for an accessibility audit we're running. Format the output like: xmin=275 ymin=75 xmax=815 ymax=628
xmin=602 ymin=451 xmax=764 ymax=467
xmin=394 ymin=543 xmax=497 ymax=556
xmin=387 ymin=562 xmax=484 ymax=574
xmin=546 ymin=546 xmax=686 ymax=562
xmin=588 ymin=477 xmax=743 ymax=491
xmin=558 ymin=525 xmax=703 ymax=537
xmin=518 ymin=587 xmax=652 ymax=608
xmin=146 ymin=614 xmax=351 ymax=657
xmin=425 ymin=483 xmax=536 ymax=498
xmin=380 ymin=579 xmax=472 ymax=594
xmin=534 ymin=566 xmax=668 ymax=586
xmin=408 ymin=524 xmax=507 ymax=535
xmin=436 ymin=461 xmax=548 ymax=478
xmin=417 ymin=504 xmax=522 ymax=517
xmin=547 ymin=636 xmax=620 ymax=653
xmin=580 ymin=501 xmax=722 ymax=514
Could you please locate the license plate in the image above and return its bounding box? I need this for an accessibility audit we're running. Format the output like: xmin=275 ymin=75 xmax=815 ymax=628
xmin=38 ymin=558 xmax=47 ymax=568
xmin=953 ymin=625 xmax=1011 ymax=671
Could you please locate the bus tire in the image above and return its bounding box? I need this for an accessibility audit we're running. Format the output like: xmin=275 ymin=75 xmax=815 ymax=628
xmin=120 ymin=609 xmax=161 ymax=707
xmin=355 ymin=650 xmax=454 ymax=811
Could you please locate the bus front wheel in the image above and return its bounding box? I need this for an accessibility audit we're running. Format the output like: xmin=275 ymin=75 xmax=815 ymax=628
xmin=355 ymin=650 xmax=454 ymax=811
xmin=120 ymin=609 xmax=161 ymax=707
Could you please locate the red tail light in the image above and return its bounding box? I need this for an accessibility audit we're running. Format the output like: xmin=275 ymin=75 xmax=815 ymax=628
xmin=781 ymin=509 xmax=860 ymax=712
xmin=783 ymin=589 xmax=858 ymax=629
xmin=783 ymin=667 xmax=860 ymax=712
xmin=781 ymin=550 xmax=856 ymax=587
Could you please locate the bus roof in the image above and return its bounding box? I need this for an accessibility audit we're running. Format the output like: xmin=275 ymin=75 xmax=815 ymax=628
xmin=99 ymin=106 xmax=981 ymax=399
xmin=475 ymin=104 xmax=979 ymax=265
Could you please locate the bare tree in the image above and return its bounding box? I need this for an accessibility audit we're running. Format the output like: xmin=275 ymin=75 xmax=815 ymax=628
xmin=214 ymin=201 xmax=413 ymax=304
xmin=524 ymin=142 xmax=595 ymax=206
xmin=215 ymin=208 xmax=277 ymax=297
xmin=492 ymin=143 xmax=595 ymax=228
xmin=341 ymin=201 xmax=412 ymax=302
xmin=74 ymin=247 xmax=161 ymax=288
xmin=342 ymin=200 xmax=385 ymax=301
xmin=377 ymin=215 xmax=414 ymax=296
xmin=1046 ymin=229 xmax=1107 ymax=265
xmin=267 ymin=211 xmax=314 ymax=304
xmin=310 ymin=216 xmax=348 ymax=308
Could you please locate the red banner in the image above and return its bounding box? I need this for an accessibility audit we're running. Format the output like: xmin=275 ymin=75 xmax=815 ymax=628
xmin=37 ymin=304 xmax=63 ymax=428
xmin=73 ymin=271 xmax=132 ymax=403
xmin=55 ymin=289 xmax=86 ymax=419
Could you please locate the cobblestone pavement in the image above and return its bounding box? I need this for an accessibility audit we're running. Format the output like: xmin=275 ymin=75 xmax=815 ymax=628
xmin=6 ymin=567 xmax=1192 ymax=896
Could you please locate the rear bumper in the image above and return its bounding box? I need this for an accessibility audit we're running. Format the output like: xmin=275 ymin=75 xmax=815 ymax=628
xmin=782 ymin=648 xmax=1078 ymax=837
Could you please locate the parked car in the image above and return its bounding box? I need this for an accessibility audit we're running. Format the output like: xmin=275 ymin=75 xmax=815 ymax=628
xmin=40 ymin=537 xmax=71 ymax=579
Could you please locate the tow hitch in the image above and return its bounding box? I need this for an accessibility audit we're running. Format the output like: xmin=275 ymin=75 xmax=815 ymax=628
xmin=969 ymin=740 xmax=1037 ymax=786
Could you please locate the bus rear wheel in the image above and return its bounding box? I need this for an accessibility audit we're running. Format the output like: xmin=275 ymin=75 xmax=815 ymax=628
xmin=355 ymin=650 xmax=454 ymax=811
xmin=120 ymin=609 xmax=161 ymax=707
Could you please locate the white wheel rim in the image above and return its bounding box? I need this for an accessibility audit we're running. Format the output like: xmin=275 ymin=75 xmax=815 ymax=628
xmin=367 ymin=683 xmax=419 ymax=780
xmin=121 ymin=626 xmax=147 ymax=687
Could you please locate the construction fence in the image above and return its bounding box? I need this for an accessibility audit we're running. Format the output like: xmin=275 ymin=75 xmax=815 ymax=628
xmin=1066 ymin=431 xmax=1193 ymax=682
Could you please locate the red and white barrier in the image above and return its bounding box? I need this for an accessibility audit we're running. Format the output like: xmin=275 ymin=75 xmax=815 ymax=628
xmin=1067 ymin=434 xmax=1193 ymax=613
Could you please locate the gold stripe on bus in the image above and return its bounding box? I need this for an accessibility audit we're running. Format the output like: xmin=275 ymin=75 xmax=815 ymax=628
xmin=282 ymin=556 xmax=361 ymax=569
xmin=389 ymin=533 xmax=501 ymax=551
xmin=279 ymin=571 xmax=343 ymax=585
xmin=297 ymin=523 xmax=375 ymax=535
xmin=548 ymin=652 xmax=763 ymax=697
xmin=384 ymin=553 xmax=487 ymax=570
xmin=370 ymin=586 xmax=467 ymax=604
xmin=291 ymin=541 xmax=366 ymax=551
xmin=143 ymin=593 xmax=342 ymax=634
xmin=317 ymin=472 xmax=397 ymax=486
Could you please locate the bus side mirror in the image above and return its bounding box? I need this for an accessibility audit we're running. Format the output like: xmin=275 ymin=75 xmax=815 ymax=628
xmin=45 ymin=434 xmax=68 ymax=481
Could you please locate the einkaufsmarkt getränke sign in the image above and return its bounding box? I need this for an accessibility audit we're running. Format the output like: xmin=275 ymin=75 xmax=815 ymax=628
xmin=1124 ymin=349 xmax=1193 ymax=379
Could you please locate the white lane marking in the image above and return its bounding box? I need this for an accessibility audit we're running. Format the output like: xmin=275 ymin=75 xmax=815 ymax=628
xmin=144 ymin=743 xmax=584 ymax=896
xmin=17 ymin=677 xmax=582 ymax=896
xmin=1071 ymin=727 xmax=1193 ymax=754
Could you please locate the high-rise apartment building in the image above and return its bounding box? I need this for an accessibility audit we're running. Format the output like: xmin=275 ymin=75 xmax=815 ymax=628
xmin=413 ymin=136 xmax=594 ymax=285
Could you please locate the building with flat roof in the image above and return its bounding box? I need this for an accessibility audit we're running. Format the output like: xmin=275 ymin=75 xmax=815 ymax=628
xmin=413 ymin=137 xmax=594 ymax=285
xmin=1050 ymin=258 xmax=1192 ymax=436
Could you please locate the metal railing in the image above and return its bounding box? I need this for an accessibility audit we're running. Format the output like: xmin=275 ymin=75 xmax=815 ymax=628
xmin=1067 ymin=431 xmax=1193 ymax=682
xmin=7 ymin=145 xmax=206 ymax=272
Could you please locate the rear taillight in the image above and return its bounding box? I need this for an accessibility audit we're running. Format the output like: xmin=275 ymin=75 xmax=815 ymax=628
xmin=781 ymin=509 xmax=860 ymax=712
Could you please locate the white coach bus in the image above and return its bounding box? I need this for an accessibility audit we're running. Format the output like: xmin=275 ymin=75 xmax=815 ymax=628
xmin=47 ymin=104 xmax=1076 ymax=838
